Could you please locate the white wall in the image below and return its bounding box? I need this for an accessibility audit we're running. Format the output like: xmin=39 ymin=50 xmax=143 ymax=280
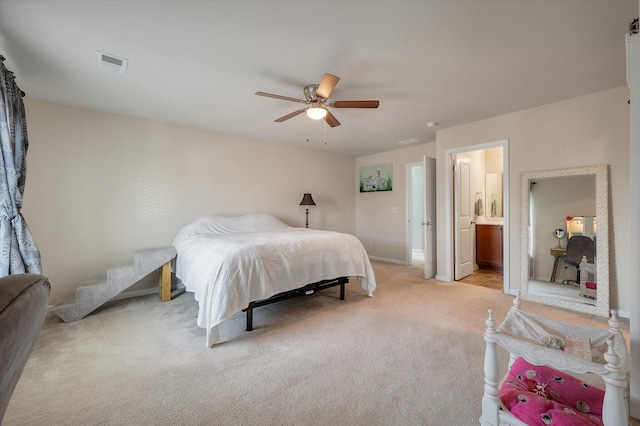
xmin=22 ymin=99 xmax=357 ymax=303
xmin=355 ymin=143 xmax=436 ymax=263
xmin=435 ymin=86 xmax=630 ymax=311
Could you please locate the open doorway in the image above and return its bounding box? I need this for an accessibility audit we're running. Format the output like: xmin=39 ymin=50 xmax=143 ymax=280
xmin=406 ymin=157 xmax=436 ymax=278
xmin=444 ymin=140 xmax=510 ymax=293
xmin=407 ymin=162 xmax=425 ymax=267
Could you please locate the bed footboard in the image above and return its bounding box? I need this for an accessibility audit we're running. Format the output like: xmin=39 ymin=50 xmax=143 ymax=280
xmin=243 ymin=277 xmax=348 ymax=331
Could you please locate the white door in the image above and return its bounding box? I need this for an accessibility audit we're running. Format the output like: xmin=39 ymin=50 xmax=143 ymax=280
xmin=454 ymin=156 xmax=474 ymax=280
xmin=424 ymin=156 xmax=436 ymax=279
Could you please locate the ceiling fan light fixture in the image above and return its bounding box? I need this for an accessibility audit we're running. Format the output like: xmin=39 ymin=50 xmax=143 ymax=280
xmin=306 ymin=104 xmax=327 ymax=120
xmin=256 ymin=73 xmax=378 ymax=128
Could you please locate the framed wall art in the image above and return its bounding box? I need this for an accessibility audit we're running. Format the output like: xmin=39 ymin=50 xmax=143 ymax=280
xmin=359 ymin=163 xmax=393 ymax=192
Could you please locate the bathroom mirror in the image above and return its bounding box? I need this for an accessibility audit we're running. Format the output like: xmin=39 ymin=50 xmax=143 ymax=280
xmin=520 ymin=164 xmax=609 ymax=317
xmin=485 ymin=173 xmax=503 ymax=218
xmin=566 ymin=216 xmax=596 ymax=239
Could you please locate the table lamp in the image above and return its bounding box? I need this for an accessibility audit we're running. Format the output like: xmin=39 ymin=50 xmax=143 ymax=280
xmin=299 ymin=193 xmax=316 ymax=228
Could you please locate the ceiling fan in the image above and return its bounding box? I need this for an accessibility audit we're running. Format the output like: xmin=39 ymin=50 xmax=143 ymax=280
xmin=255 ymin=73 xmax=379 ymax=128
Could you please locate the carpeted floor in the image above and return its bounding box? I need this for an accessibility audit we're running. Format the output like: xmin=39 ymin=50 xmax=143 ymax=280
xmin=3 ymin=261 xmax=630 ymax=425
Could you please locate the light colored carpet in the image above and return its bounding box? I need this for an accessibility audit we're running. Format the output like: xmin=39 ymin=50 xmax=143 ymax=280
xmin=4 ymin=261 xmax=626 ymax=426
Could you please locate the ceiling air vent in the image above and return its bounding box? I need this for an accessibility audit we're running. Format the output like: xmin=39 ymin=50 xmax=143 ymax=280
xmin=96 ymin=51 xmax=128 ymax=74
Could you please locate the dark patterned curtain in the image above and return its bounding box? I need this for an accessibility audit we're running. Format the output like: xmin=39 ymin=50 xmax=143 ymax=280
xmin=0 ymin=56 xmax=41 ymax=275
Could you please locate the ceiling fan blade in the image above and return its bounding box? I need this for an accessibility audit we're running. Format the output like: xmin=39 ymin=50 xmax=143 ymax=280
xmin=274 ymin=109 xmax=306 ymax=122
xmin=316 ymin=73 xmax=340 ymax=99
xmin=331 ymin=100 xmax=380 ymax=108
xmin=324 ymin=110 xmax=341 ymax=128
xmin=256 ymin=91 xmax=304 ymax=103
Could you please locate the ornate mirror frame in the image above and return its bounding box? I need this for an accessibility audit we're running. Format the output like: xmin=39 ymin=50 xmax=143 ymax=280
xmin=520 ymin=164 xmax=609 ymax=317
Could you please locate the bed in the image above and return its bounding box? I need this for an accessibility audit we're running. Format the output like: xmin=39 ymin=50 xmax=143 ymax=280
xmin=480 ymin=293 xmax=629 ymax=426
xmin=172 ymin=213 xmax=376 ymax=347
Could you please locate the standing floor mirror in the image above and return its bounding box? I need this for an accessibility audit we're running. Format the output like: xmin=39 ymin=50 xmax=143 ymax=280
xmin=520 ymin=164 xmax=609 ymax=317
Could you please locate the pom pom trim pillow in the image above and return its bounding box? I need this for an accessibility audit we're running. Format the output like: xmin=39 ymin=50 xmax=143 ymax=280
xmin=500 ymin=358 xmax=605 ymax=425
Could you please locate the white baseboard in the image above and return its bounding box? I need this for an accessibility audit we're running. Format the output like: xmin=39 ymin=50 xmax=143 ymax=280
xmin=368 ymin=256 xmax=408 ymax=265
xmin=435 ymin=275 xmax=448 ymax=281
xmin=616 ymin=309 xmax=630 ymax=319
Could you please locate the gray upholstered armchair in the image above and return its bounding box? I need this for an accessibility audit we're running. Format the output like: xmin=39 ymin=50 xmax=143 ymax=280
xmin=0 ymin=274 xmax=50 ymax=423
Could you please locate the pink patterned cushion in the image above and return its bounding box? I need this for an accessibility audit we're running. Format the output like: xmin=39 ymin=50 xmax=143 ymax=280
xmin=585 ymin=281 xmax=596 ymax=290
xmin=500 ymin=358 xmax=604 ymax=425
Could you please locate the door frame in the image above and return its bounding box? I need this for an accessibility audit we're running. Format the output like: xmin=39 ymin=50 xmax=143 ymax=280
xmin=443 ymin=139 xmax=512 ymax=293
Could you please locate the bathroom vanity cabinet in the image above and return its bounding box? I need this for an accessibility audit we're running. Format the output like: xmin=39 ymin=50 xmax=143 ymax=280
xmin=476 ymin=224 xmax=503 ymax=270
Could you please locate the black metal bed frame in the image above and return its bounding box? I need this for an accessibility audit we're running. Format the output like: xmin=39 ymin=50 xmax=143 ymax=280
xmin=242 ymin=277 xmax=349 ymax=331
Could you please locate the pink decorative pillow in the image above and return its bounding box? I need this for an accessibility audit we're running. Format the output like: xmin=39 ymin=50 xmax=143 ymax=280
xmin=586 ymin=281 xmax=597 ymax=290
xmin=500 ymin=358 xmax=604 ymax=425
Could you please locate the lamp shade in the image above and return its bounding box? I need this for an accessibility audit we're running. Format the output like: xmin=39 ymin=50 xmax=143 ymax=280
xmin=299 ymin=193 xmax=316 ymax=206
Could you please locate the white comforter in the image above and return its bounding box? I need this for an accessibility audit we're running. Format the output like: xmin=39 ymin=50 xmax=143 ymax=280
xmin=173 ymin=213 xmax=376 ymax=346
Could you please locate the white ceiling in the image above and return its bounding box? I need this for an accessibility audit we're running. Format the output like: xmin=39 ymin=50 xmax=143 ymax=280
xmin=0 ymin=1 xmax=636 ymax=157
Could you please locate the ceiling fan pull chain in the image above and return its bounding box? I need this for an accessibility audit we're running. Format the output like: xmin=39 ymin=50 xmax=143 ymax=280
xmin=324 ymin=119 xmax=327 ymax=145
